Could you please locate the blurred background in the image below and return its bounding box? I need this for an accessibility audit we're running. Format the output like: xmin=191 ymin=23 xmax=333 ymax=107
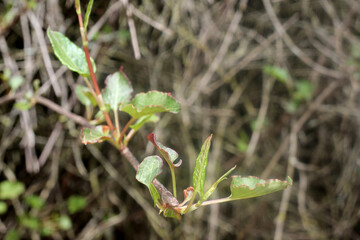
xmin=1 ymin=0 xmax=360 ymax=239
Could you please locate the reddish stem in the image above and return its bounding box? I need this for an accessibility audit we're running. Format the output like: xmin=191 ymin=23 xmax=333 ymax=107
xmin=76 ymin=6 xmax=115 ymax=131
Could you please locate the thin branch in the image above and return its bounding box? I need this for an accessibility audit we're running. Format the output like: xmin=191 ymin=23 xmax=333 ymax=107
xmin=262 ymin=0 xmax=343 ymax=79
xmin=122 ymin=0 xmax=141 ymax=59
xmin=27 ymin=11 xmax=62 ymax=97
xmin=35 ymin=96 xmax=92 ymax=127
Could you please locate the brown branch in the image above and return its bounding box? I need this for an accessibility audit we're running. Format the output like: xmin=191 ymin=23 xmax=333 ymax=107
xmin=120 ymin=147 xmax=179 ymax=206
xmin=34 ymin=96 xmax=92 ymax=127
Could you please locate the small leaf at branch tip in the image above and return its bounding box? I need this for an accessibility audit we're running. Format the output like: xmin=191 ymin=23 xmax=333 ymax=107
xmin=147 ymin=133 xmax=182 ymax=167
xmin=178 ymin=187 xmax=195 ymax=207
xmin=192 ymin=134 xmax=213 ymax=197
xmin=102 ymin=71 xmax=133 ymax=112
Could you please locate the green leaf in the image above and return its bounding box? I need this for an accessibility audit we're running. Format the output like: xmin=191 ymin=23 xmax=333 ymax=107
xmin=24 ymin=195 xmax=45 ymax=210
xmin=192 ymin=134 xmax=212 ymax=197
xmin=84 ymin=0 xmax=94 ymax=30
xmin=147 ymin=133 xmax=182 ymax=168
xmin=9 ymin=75 xmax=24 ymax=91
xmin=0 ymin=201 xmax=8 ymax=214
xmin=67 ymin=195 xmax=87 ymax=214
xmin=81 ymin=125 xmax=111 ymax=145
xmin=228 ymin=176 xmax=292 ymax=200
xmin=202 ymin=166 xmax=236 ymax=203
xmin=121 ymin=91 xmax=180 ymax=119
xmin=263 ymin=65 xmax=289 ymax=84
xmin=136 ymin=156 xmax=163 ymax=207
xmin=0 ymin=181 xmax=25 ymax=200
xmin=41 ymin=226 xmax=52 ymax=236
xmin=163 ymin=207 xmax=181 ymax=220
xmin=75 ymin=85 xmax=97 ymax=106
xmin=293 ymin=80 xmax=313 ymax=101
xmin=14 ymin=100 xmax=32 ymax=111
xmin=19 ymin=215 xmax=40 ymax=230
xmin=149 ymin=183 xmax=161 ymax=207
xmin=130 ymin=114 xmax=159 ymax=131
xmin=58 ymin=215 xmax=72 ymax=230
xmin=102 ymin=71 xmax=133 ymax=113
xmin=136 ymin=156 xmax=163 ymax=188
xmin=5 ymin=229 xmax=20 ymax=240
xmin=47 ymin=28 xmax=96 ymax=76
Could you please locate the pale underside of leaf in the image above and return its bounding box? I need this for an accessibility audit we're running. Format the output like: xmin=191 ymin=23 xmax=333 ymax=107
xmin=136 ymin=155 xmax=163 ymax=187
xmin=120 ymin=91 xmax=180 ymax=119
xmin=228 ymin=176 xmax=292 ymax=200
xmin=102 ymin=71 xmax=133 ymax=112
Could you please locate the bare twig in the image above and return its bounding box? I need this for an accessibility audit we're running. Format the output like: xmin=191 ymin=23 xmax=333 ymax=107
xmin=274 ymin=123 xmax=296 ymax=240
xmin=261 ymin=80 xmax=340 ymax=179
xmin=188 ymin=11 xmax=243 ymax=104
xmin=129 ymin=4 xmax=173 ymax=36
xmin=262 ymin=0 xmax=343 ymax=79
xmin=27 ymin=11 xmax=62 ymax=97
xmin=34 ymin=96 xmax=91 ymax=127
xmin=122 ymin=0 xmax=141 ymax=59
xmin=38 ymin=122 xmax=63 ymax=167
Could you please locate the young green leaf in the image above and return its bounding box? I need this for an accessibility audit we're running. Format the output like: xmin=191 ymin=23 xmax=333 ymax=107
xmin=9 ymin=75 xmax=24 ymax=92
xmin=136 ymin=155 xmax=163 ymax=187
xmin=136 ymin=156 xmax=163 ymax=206
xmin=120 ymin=91 xmax=180 ymax=119
xmin=24 ymin=195 xmax=45 ymax=210
xmin=147 ymin=133 xmax=182 ymax=167
xmin=263 ymin=65 xmax=289 ymax=84
xmin=201 ymin=165 xmax=236 ymax=203
xmin=149 ymin=183 xmax=161 ymax=207
xmin=293 ymin=80 xmax=313 ymax=101
xmin=0 ymin=181 xmax=25 ymax=200
xmin=75 ymin=85 xmax=97 ymax=106
xmin=67 ymin=195 xmax=87 ymax=214
xmin=0 ymin=201 xmax=8 ymax=214
xmin=163 ymin=207 xmax=181 ymax=220
xmin=81 ymin=125 xmax=111 ymax=145
xmin=178 ymin=187 xmax=195 ymax=207
xmin=14 ymin=100 xmax=32 ymax=111
xmin=228 ymin=176 xmax=292 ymax=200
xmin=192 ymin=134 xmax=212 ymax=198
xmin=19 ymin=215 xmax=40 ymax=230
xmin=47 ymin=28 xmax=96 ymax=76
xmin=102 ymin=71 xmax=133 ymax=113
xmin=130 ymin=114 xmax=159 ymax=131
xmin=84 ymin=0 xmax=94 ymax=30
xmin=57 ymin=215 xmax=72 ymax=230
xmin=4 ymin=229 xmax=20 ymax=240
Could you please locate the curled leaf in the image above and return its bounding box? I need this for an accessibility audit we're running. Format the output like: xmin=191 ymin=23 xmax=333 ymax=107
xmin=147 ymin=133 xmax=182 ymax=168
xmin=81 ymin=125 xmax=110 ymax=145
